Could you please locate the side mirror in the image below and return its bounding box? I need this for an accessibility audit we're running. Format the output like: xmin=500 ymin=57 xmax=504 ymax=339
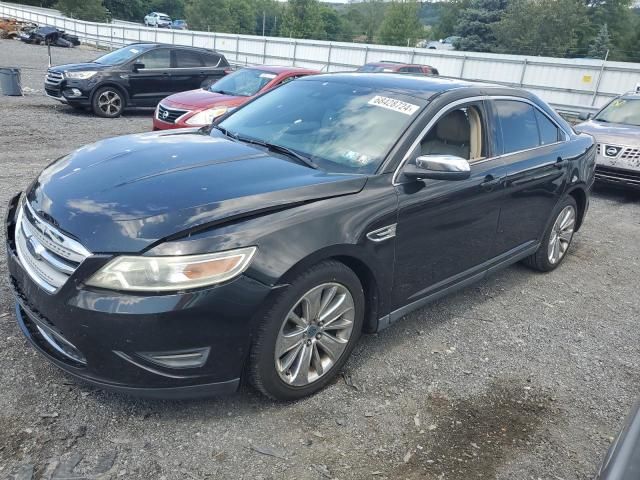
xmin=132 ymin=62 xmax=145 ymax=72
xmin=578 ymin=112 xmax=592 ymax=121
xmin=402 ymin=155 xmax=471 ymax=181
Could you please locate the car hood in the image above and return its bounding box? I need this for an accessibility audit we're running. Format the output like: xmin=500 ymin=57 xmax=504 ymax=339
xmin=49 ymin=62 xmax=109 ymax=73
xmin=163 ymin=89 xmax=248 ymax=109
xmin=574 ymin=120 xmax=640 ymax=146
xmin=25 ymin=130 xmax=367 ymax=253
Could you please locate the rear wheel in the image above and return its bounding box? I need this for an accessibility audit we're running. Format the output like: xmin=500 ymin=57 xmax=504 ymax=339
xmin=92 ymin=86 xmax=125 ymax=118
xmin=248 ymin=261 xmax=364 ymax=400
xmin=523 ymin=196 xmax=577 ymax=272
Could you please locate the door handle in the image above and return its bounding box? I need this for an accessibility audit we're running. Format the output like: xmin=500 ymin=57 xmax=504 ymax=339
xmin=480 ymin=174 xmax=502 ymax=191
xmin=555 ymin=156 xmax=566 ymax=169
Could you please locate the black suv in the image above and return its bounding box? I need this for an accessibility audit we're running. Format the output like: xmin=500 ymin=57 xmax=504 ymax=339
xmin=44 ymin=43 xmax=231 ymax=117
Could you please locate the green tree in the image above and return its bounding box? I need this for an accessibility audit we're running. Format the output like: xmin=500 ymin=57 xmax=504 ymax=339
xmin=185 ymin=0 xmax=233 ymax=32
xmin=319 ymin=4 xmax=353 ymax=41
xmin=345 ymin=0 xmax=385 ymax=43
xmin=493 ymin=0 xmax=589 ymax=56
xmin=588 ymin=23 xmax=612 ymax=58
xmin=379 ymin=0 xmax=424 ymax=46
xmin=432 ymin=0 xmax=470 ymax=40
xmin=453 ymin=0 xmax=506 ymax=52
xmin=281 ymin=0 xmax=324 ymax=39
xmin=254 ymin=0 xmax=285 ymax=36
xmin=229 ymin=0 xmax=257 ymax=35
xmin=55 ymin=0 xmax=108 ymax=21
xmin=103 ymin=0 xmax=146 ymax=22
xmin=146 ymin=0 xmax=185 ymax=18
xmin=585 ymin=0 xmax=634 ymax=57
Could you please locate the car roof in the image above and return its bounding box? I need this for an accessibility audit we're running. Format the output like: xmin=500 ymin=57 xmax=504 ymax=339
xmin=127 ymin=43 xmax=221 ymax=55
xmin=245 ymin=65 xmax=319 ymax=74
xmin=298 ymin=72 xmax=511 ymax=100
xmin=364 ymin=62 xmax=430 ymax=68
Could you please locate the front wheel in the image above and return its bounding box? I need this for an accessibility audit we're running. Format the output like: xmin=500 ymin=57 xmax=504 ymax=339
xmin=92 ymin=86 xmax=125 ymax=118
xmin=523 ymin=196 xmax=577 ymax=272
xmin=248 ymin=261 xmax=364 ymax=400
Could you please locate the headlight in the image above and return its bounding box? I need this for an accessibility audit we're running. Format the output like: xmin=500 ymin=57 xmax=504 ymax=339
xmin=65 ymin=71 xmax=97 ymax=80
xmin=185 ymin=107 xmax=230 ymax=126
xmin=86 ymin=247 xmax=256 ymax=292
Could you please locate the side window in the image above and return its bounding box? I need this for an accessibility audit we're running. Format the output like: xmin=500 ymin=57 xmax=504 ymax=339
xmin=174 ymin=50 xmax=204 ymax=68
xmin=495 ymin=100 xmax=539 ymax=154
xmin=419 ymin=104 xmax=486 ymax=162
xmin=203 ymin=54 xmax=221 ymax=67
xmin=406 ymin=66 xmax=422 ymax=73
xmin=535 ymin=109 xmax=561 ymax=145
xmin=137 ymin=49 xmax=170 ymax=69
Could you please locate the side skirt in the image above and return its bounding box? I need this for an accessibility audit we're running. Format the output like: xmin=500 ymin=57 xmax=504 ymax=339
xmin=376 ymin=241 xmax=540 ymax=332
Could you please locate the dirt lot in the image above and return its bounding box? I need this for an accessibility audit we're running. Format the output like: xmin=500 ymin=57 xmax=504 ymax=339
xmin=1 ymin=39 xmax=639 ymax=480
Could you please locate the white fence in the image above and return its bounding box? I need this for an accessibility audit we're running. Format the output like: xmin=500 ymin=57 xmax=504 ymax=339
xmin=2 ymin=1 xmax=640 ymax=113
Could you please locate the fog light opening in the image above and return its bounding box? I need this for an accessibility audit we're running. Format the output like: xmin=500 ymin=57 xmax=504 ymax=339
xmin=137 ymin=347 xmax=210 ymax=369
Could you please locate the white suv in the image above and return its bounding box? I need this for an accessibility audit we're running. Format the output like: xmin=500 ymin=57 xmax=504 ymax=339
xmin=144 ymin=12 xmax=172 ymax=28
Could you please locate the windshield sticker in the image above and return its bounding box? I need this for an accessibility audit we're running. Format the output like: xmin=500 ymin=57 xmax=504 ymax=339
xmin=368 ymin=96 xmax=419 ymax=115
xmin=259 ymin=73 xmax=277 ymax=79
xmin=129 ymin=48 xmax=139 ymax=54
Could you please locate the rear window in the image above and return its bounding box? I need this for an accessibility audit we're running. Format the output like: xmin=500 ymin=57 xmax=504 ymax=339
xmin=203 ymin=54 xmax=227 ymax=67
xmin=175 ymin=50 xmax=203 ymax=68
xmin=160 ymin=15 xmax=171 ymax=21
xmin=357 ymin=64 xmax=389 ymax=73
xmin=495 ymin=100 xmax=539 ymax=154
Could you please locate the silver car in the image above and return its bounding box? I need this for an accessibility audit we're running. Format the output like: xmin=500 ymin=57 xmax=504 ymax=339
xmin=575 ymin=89 xmax=640 ymax=189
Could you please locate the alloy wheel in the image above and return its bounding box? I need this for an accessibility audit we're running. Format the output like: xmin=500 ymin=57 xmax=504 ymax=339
xmin=547 ymin=205 xmax=576 ymax=264
xmin=97 ymin=90 xmax=122 ymax=116
xmin=275 ymin=282 xmax=355 ymax=386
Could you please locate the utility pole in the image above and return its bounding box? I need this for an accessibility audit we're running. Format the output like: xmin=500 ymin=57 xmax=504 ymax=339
xmin=262 ymin=11 xmax=266 ymax=36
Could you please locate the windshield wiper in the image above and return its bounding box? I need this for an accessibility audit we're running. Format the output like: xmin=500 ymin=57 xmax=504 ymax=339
xmin=210 ymin=89 xmax=237 ymax=96
xmin=211 ymin=124 xmax=237 ymax=139
xmin=233 ymin=135 xmax=318 ymax=169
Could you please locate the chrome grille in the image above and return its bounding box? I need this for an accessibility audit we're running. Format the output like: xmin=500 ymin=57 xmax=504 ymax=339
xmin=14 ymin=201 xmax=90 ymax=293
xmin=157 ymin=104 xmax=189 ymax=124
xmin=620 ymin=147 xmax=640 ymax=163
xmin=45 ymin=70 xmax=63 ymax=86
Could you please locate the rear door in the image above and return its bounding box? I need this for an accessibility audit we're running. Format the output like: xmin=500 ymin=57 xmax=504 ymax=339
xmin=169 ymin=49 xmax=207 ymax=92
xmin=128 ymin=48 xmax=171 ymax=106
xmin=490 ymin=98 xmax=569 ymax=256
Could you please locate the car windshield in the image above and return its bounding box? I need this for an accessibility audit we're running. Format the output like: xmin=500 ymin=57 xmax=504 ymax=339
xmin=209 ymin=69 xmax=277 ymax=97
xmin=94 ymin=45 xmax=148 ymax=66
xmin=217 ymin=79 xmax=426 ymax=174
xmin=357 ymin=65 xmax=391 ymax=73
xmin=595 ymin=97 xmax=640 ymax=126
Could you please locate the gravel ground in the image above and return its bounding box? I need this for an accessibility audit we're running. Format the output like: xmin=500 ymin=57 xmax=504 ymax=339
xmin=1 ymin=39 xmax=640 ymax=480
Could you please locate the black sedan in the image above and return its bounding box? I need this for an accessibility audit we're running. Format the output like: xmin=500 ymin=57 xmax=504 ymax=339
xmin=5 ymin=74 xmax=595 ymax=400
xmin=44 ymin=43 xmax=230 ymax=117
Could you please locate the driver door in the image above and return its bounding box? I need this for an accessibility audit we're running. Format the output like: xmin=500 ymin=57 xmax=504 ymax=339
xmin=128 ymin=48 xmax=172 ymax=106
xmin=391 ymin=101 xmax=507 ymax=311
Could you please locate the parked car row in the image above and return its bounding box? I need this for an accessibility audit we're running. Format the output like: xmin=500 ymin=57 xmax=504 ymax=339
xmin=42 ymin=42 xmax=639 ymax=192
xmin=144 ymin=12 xmax=188 ymax=30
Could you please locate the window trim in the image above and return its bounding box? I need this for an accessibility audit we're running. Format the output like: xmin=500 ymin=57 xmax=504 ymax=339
xmin=391 ymin=95 xmax=571 ymax=185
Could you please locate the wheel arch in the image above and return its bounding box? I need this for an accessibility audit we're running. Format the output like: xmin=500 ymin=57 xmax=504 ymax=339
xmin=566 ymin=185 xmax=588 ymax=231
xmin=274 ymin=246 xmax=384 ymax=335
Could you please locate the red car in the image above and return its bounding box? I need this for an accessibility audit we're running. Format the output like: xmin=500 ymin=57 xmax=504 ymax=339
xmin=153 ymin=65 xmax=319 ymax=130
xmin=356 ymin=61 xmax=439 ymax=76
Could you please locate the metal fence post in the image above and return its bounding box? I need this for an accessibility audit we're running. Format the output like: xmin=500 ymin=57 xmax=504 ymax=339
xmin=192 ymin=32 xmax=195 ymax=47
xmin=236 ymin=35 xmax=240 ymax=62
xmin=364 ymin=46 xmax=369 ymax=64
xmin=519 ymin=58 xmax=528 ymax=86
xmin=213 ymin=33 xmax=217 ymax=51
xmin=292 ymin=40 xmax=297 ymax=66
xmin=263 ymin=38 xmax=268 ymax=63
xmin=459 ymin=55 xmax=467 ymax=78
xmin=326 ymin=43 xmax=333 ymax=71
xmin=410 ymin=49 xmax=415 ymax=64
xmin=591 ymin=49 xmax=609 ymax=106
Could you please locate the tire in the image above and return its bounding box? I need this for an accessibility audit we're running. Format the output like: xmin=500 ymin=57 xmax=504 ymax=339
xmin=248 ymin=260 xmax=364 ymax=400
xmin=522 ymin=196 xmax=578 ymax=272
xmin=91 ymin=86 xmax=125 ymax=118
